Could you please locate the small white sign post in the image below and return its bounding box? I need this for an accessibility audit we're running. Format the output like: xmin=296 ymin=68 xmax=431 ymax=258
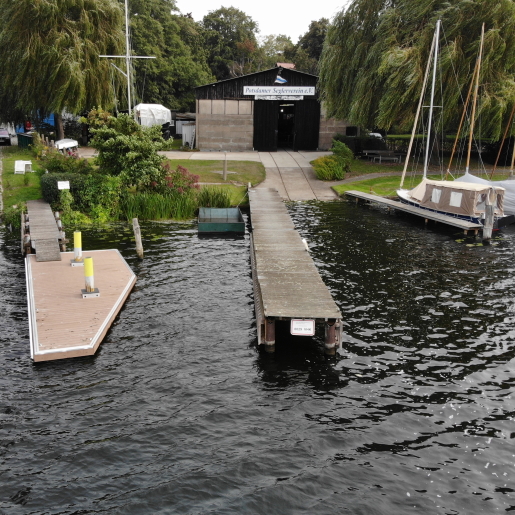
xmin=290 ymin=319 xmax=315 ymax=336
xmin=57 ymin=181 xmax=70 ymax=190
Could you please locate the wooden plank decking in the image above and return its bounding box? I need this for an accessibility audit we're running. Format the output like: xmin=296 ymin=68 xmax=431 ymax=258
xmin=26 ymin=249 xmax=136 ymax=362
xmin=26 ymin=199 xmax=62 ymax=261
xmin=345 ymin=190 xmax=483 ymax=233
xmin=249 ymin=187 xmax=342 ymax=352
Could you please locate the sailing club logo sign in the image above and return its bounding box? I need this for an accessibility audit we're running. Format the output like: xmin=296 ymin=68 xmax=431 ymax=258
xmin=243 ymin=86 xmax=315 ymax=96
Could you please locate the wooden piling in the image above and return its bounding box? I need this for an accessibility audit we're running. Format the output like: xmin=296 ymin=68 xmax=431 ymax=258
xmin=264 ymin=317 xmax=275 ymax=352
xmin=132 ymin=218 xmax=144 ymax=259
xmin=223 ymin=152 xmax=228 ymax=181
xmin=324 ymin=320 xmax=337 ymax=355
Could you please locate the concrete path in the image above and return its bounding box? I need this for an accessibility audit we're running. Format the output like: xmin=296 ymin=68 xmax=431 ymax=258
xmin=80 ymin=147 xmax=339 ymax=202
xmin=160 ymin=149 xmax=337 ymax=201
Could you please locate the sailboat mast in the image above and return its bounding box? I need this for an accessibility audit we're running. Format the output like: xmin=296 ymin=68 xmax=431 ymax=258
xmin=125 ymin=0 xmax=132 ymax=115
xmin=423 ymin=19 xmax=440 ymax=178
xmin=466 ymin=23 xmax=485 ymax=173
xmin=400 ymin=23 xmax=438 ymax=188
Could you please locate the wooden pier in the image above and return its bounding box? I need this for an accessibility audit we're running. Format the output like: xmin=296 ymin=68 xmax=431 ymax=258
xmin=25 ymin=199 xmax=63 ymax=261
xmin=249 ymin=187 xmax=342 ymax=354
xmin=26 ymin=249 xmax=136 ymax=362
xmin=345 ymin=190 xmax=483 ymax=234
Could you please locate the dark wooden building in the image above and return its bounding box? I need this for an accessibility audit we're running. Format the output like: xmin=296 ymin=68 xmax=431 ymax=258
xmin=195 ymin=67 xmax=349 ymax=152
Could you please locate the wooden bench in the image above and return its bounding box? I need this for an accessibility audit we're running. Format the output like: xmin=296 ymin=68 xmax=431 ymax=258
xmin=372 ymin=155 xmax=399 ymax=163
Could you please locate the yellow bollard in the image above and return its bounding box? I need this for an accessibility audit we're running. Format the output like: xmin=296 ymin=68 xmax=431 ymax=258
xmin=82 ymin=257 xmax=100 ymax=297
xmin=71 ymin=231 xmax=84 ymax=266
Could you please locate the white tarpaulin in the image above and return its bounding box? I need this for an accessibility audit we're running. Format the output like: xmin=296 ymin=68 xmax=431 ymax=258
xmin=134 ymin=103 xmax=171 ymax=127
xmin=55 ymin=138 xmax=78 ymax=150
xmin=456 ymin=172 xmax=515 ymax=215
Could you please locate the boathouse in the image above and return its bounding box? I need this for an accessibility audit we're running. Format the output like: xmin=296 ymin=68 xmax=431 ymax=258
xmin=195 ymin=67 xmax=349 ymax=152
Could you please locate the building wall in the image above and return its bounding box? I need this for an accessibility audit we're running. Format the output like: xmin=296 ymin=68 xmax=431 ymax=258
xmin=196 ymin=99 xmax=254 ymax=151
xmin=318 ymin=114 xmax=351 ymax=150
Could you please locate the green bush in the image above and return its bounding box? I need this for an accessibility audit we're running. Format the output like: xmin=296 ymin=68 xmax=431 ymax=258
xmin=42 ymin=150 xmax=93 ymax=175
xmin=40 ymin=173 xmax=89 ymax=205
xmin=332 ymin=139 xmax=354 ymax=166
xmin=2 ymin=205 xmax=25 ymax=229
xmin=312 ymin=155 xmax=346 ymax=180
xmin=89 ymin=112 xmax=166 ymax=188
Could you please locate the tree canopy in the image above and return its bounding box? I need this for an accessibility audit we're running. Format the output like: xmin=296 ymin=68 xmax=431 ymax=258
xmin=128 ymin=0 xmax=214 ymax=111
xmin=202 ymin=6 xmax=259 ymax=80
xmin=319 ymin=0 xmax=515 ymax=139
xmin=0 ymin=0 xmax=124 ymax=127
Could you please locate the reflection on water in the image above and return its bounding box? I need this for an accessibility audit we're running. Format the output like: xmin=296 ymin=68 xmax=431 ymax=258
xmin=1 ymin=202 xmax=514 ymax=514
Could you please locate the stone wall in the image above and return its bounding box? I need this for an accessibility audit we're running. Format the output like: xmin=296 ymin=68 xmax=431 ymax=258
xmin=318 ymin=114 xmax=351 ymax=150
xmin=196 ymin=99 xmax=254 ymax=151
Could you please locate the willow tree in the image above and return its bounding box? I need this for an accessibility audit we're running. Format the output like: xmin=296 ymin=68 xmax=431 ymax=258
xmin=0 ymin=0 xmax=124 ymax=139
xmin=319 ymin=0 xmax=515 ymax=140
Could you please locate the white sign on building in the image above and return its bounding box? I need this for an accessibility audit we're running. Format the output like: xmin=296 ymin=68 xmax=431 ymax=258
xmin=254 ymin=95 xmax=304 ymax=101
xmin=243 ymin=86 xmax=315 ymax=96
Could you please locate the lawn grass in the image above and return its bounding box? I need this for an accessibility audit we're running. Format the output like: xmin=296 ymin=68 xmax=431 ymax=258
xmin=166 ymin=159 xmax=266 ymax=187
xmin=1 ymin=147 xmax=43 ymax=209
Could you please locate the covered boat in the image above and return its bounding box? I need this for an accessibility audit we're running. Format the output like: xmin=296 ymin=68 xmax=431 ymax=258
xmin=399 ymin=178 xmax=505 ymax=224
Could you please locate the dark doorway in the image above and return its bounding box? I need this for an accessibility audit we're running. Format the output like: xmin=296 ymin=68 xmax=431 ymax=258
xmin=277 ymin=103 xmax=295 ymax=149
xmin=254 ymin=100 xmax=278 ymax=151
xmin=253 ymin=99 xmax=320 ymax=152
xmin=293 ymin=99 xmax=320 ymax=151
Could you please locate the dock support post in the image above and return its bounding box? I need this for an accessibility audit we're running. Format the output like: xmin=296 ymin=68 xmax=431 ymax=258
xmin=82 ymin=257 xmax=100 ymax=297
xmin=71 ymin=231 xmax=83 ymax=265
xmin=132 ymin=218 xmax=144 ymax=259
xmin=325 ymin=320 xmax=337 ymax=355
xmin=264 ymin=317 xmax=275 ymax=353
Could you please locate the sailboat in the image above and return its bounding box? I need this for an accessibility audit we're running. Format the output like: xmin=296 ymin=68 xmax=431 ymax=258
xmin=396 ymin=21 xmax=508 ymax=227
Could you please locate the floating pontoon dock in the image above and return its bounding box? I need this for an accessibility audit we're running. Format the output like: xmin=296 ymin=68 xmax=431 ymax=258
xmin=345 ymin=190 xmax=483 ymax=234
xmin=26 ymin=249 xmax=136 ymax=362
xmin=249 ymin=187 xmax=342 ymax=354
xmin=23 ymin=200 xmax=136 ymax=362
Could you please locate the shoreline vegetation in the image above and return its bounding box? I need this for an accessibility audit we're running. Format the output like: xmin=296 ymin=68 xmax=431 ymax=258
xmin=0 ymin=110 xmax=266 ymax=230
xmin=3 ymin=124 xmax=515 ymax=230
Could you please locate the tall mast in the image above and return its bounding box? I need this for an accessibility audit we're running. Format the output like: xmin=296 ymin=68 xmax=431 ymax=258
xmin=400 ymin=22 xmax=438 ymax=188
xmin=466 ymin=23 xmax=485 ymax=174
xmin=423 ymin=19 xmax=440 ymax=178
xmin=125 ymin=0 xmax=132 ymax=115
xmin=99 ymin=1 xmax=155 ymax=115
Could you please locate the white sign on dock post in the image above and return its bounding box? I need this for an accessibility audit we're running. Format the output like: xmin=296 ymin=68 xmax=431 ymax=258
xmin=290 ymin=319 xmax=315 ymax=336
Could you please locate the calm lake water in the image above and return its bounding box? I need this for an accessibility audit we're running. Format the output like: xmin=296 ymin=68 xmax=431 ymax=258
xmin=1 ymin=200 xmax=514 ymax=514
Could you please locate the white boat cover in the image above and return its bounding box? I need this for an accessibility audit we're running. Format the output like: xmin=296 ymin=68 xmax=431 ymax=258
xmin=407 ymin=178 xmax=505 ymax=217
xmin=55 ymin=138 xmax=78 ymax=150
xmin=134 ymin=103 xmax=171 ymax=127
xmin=456 ymin=172 xmax=515 ymax=215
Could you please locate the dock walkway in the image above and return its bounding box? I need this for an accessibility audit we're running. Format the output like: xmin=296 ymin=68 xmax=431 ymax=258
xmin=26 ymin=199 xmax=62 ymax=261
xmin=249 ymin=187 xmax=342 ymax=353
xmin=345 ymin=190 xmax=483 ymax=234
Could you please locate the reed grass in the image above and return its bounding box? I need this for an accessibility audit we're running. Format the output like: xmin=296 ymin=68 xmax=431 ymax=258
xmin=121 ymin=190 xmax=198 ymax=221
xmin=197 ymin=186 xmax=232 ymax=208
